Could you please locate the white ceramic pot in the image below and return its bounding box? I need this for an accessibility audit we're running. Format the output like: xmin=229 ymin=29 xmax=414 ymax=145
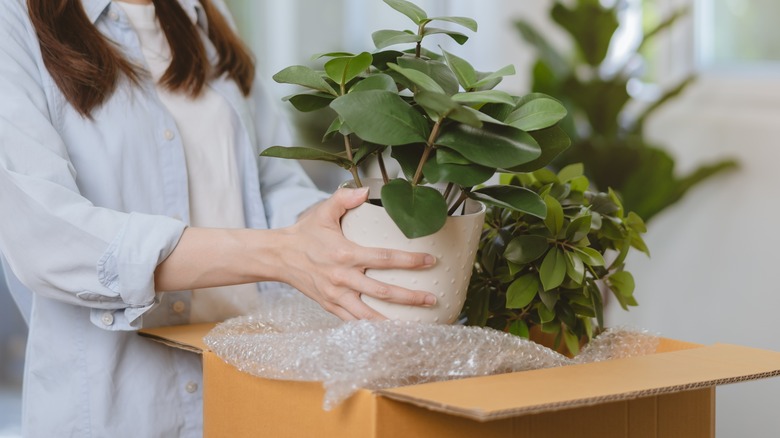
xmin=340 ymin=179 xmax=486 ymax=324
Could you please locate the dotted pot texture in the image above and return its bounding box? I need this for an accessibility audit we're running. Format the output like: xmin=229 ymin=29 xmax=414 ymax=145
xmin=341 ymin=184 xmax=485 ymax=324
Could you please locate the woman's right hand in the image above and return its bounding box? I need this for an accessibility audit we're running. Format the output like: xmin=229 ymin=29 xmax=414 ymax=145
xmin=155 ymin=188 xmax=438 ymax=321
xmin=274 ymin=187 xmax=438 ymax=321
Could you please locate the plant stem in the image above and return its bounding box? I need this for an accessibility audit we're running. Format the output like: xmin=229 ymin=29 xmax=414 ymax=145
xmin=343 ymin=135 xmax=362 ymax=188
xmin=412 ymin=119 xmax=444 ymax=186
xmin=377 ymin=150 xmax=389 ymax=184
xmin=443 ymin=182 xmax=454 ymax=201
xmin=448 ymin=190 xmax=470 ymax=216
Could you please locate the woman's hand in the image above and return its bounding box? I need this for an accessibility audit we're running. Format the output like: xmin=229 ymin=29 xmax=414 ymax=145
xmin=276 ymin=187 xmax=437 ymax=321
xmin=154 ymin=188 xmax=437 ymax=321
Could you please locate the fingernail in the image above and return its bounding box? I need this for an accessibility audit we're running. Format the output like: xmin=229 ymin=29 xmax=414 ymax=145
xmin=424 ymin=255 xmax=436 ymax=266
xmin=425 ymin=295 xmax=437 ymax=306
xmin=354 ymin=187 xmax=369 ymax=196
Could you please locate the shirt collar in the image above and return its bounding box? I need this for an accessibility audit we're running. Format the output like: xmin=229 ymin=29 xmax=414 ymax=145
xmin=81 ymin=0 xmax=202 ymax=26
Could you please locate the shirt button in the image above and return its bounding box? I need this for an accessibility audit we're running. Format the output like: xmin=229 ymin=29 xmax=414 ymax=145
xmin=108 ymin=11 xmax=119 ymax=21
xmin=185 ymin=382 xmax=198 ymax=393
xmin=164 ymin=130 xmax=175 ymax=141
xmin=101 ymin=311 xmax=114 ymax=326
xmin=172 ymin=301 xmax=186 ymax=314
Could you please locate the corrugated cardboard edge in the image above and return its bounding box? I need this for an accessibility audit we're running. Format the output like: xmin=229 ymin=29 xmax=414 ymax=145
xmin=376 ymin=343 xmax=780 ymax=422
xmin=378 ymin=370 xmax=780 ymax=422
xmin=139 ymin=323 xmax=214 ymax=354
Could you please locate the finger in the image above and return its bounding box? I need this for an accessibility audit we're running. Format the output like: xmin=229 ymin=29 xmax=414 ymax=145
xmin=352 ymin=275 xmax=437 ymax=307
xmin=328 ymin=305 xmax=358 ymax=322
xmin=358 ymin=247 xmax=437 ymax=270
xmin=338 ymin=293 xmax=388 ymax=321
xmin=320 ymin=188 xmax=369 ymax=222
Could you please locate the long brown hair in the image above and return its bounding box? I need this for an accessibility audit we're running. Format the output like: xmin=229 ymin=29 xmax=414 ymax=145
xmin=27 ymin=0 xmax=255 ymax=118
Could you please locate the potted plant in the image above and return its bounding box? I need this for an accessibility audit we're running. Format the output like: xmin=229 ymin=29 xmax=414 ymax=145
xmin=261 ymin=0 xmax=570 ymax=322
xmin=514 ymin=0 xmax=737 ymax=222
xmin=464 ymin=164 xmax=649 ymax=354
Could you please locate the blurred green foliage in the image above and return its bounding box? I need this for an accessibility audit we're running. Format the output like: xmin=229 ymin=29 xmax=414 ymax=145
xmin=515 ymin=0 xmax=737 ymax=221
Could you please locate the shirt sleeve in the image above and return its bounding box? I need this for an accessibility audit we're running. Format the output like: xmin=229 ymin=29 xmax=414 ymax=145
xmin=0 ymin=3 xmax=186 ymax=330
xmin=250 ymin=80 xmax=330 ymax=229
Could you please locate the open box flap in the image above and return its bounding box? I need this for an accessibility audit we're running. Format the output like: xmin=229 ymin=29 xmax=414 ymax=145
xmin=377 ymin=343 xmax=780 ymax=421
xmin=139 ymin=323 xmax=215 ymax=354
xmin=140 ymin=325 xmax=780 ymax=422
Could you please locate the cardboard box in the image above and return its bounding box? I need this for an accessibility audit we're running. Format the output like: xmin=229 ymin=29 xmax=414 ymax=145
xmin=140 ymin=324 xmax=780 ymax=438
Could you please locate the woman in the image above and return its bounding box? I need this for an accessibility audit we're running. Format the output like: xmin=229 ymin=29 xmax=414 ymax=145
xmin=0 ymin=0 xmax=437 ymax=436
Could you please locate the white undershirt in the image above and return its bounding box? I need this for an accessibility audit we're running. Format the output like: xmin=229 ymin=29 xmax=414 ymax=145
xmin=118 ymin=1 xmax=260 ymax=323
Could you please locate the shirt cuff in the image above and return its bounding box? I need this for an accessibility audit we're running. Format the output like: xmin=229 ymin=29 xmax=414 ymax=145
xmin=95 ymin=212 xmax=187 ymax=328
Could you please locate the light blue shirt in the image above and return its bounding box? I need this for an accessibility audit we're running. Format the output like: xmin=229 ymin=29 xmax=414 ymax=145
xmin=0 ymin=0 xmax=328 ymax=436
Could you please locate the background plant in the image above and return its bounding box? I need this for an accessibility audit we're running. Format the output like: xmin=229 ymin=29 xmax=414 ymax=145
xmin=464 ymin=164 xmax=649 ymax=354
xmin=514 ymin=0 xmax=737 ymax=221
xmin=261 ymin=0 xmax=572 ymax=238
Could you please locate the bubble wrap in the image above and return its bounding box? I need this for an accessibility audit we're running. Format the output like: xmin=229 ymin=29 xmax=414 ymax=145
xmin=204 ymin=287 xmax=658 ymax=410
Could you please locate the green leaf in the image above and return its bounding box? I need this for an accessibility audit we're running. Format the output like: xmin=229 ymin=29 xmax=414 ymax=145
xmin=372 ymin=29 xmax=423 ymax=50
xmin=260 ymin=146 xmax=353 ymax=169
xmin=469 ymin=186 xmax=546 ymax=218
xmin=349 ymin=74 xmax=397 ymax=93
xmin=552 ymin=1 xmax=618 ymax=66
xmin=423 ymin=150 xmax=494 ymax=186
xmin=383 ymin=0 xmax=428 ymax=24
xmin=589 ymin=282 xmax=604 ymax=328
xmin=543 ymin=195 xmax=564 ymax=235
xmin=504 ymin=125 xmax=571 ymax=173
xmin=557 ymin=163 xmax=584 ymax=183
xmin=573 ymin=247 xmax=606 ymax=267
xmin=537 ymin=303 xmax=555 ymax=324
xmin=330 ymin=90 xmax=429 ymax=145
xmin=442 ymin=49 xmax=477 ymax=90
xmin=626 ymin=211 xmax=647 ymax=233
xmin=422 ymin=27 xmax=469 ymax=45
xmin=539 ymin=247 xmax=566 ymax=291
xmin=462 ymin=107 xmax=507 ymax=125
xmin=609 ymin=271 xmax=635 ymax=298
xmin=353 ymin=143 xmax=384 ymax=165
xmin=371 ymin=50 xmax=404 ymax=69
xmin=506 ymin=274 xmax=539 ymax=309
xmin=504 ymin=235 xmax=548 ymax=264
xmin=414 ymin=91 xmax=482 ymax=127
xmin=311 ymin=51 xmax=355 ymax=60
xmin=563 ymin=329 xmax=580 ymax=356
xmin=508 ymin=320 xmax=530 ymax=338
xmin=387 ymin=63 xmax=445 ymax=94
xmin=429 ymin=16 xmax=478 ymax=32
xmin=284 ymin=93 xmax=334 ymax=112
xmin=436 ymin=124 xmax=541 ymax=168
xmin=539 ymin=289 xmax=559 ymax=311
xmin=564 ymin=250 xmax=585 ymax=285
xmin=506 ymin=96 xmax=567 ymax=131
xmin=381 ymin=179 xmax=448 ymax=238
xmin=452 ymin=90 xmax=516 ymax=106
xmin=569 ymin=175 xmax=589 ymax=192
xmin=390 ymin=145 xmax=425 ymax=181
xmin=566 ymin=214 xmax=592 ymax=242
xmin=324 ymin=52 xmax=373 ymax=86
xmin=323 ymin=117 xmax=343 ymax=142
xmin=396 ymin=56 xmax=460 ymax=96
xmin=273 ymin=65 xmax=337 ymax=96
xmin=472 ymin=65 xmax=516 ymax=89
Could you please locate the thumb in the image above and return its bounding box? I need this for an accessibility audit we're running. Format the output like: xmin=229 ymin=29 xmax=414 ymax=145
xmin=323 ymin=187 xmax=369 ymax=221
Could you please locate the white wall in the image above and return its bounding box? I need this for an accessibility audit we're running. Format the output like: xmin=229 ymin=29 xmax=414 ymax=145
xmin=606 ymin=72 xmax=780 ymax=436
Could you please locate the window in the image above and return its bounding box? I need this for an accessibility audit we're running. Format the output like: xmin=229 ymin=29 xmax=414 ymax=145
xmin=697 ymin=0 xmax=780 ymax=67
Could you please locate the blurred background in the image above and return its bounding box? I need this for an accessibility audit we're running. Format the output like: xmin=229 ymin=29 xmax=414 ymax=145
xmin=2 ymin=0 xmax=779 ymax=435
